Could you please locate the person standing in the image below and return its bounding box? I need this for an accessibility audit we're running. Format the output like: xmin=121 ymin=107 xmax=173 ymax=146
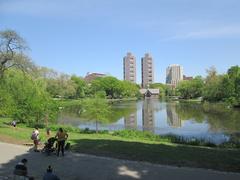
xmin=55 ymin=128 xmax=68 ymax=156
xmin=12 ymin=120 xmax=16 ymax=128
xmin=31 ymin=127 xmax=40 ymax=152
xmin=46 ymin=127 xmax=51 ymax=137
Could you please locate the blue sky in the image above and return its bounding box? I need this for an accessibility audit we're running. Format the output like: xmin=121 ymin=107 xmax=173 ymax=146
xmin=1 ymin=0 xmax=240 ymax=83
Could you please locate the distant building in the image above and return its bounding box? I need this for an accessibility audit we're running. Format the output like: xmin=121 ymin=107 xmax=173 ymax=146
xmin=123 ymin=52 xmax=136 ymax=83
xmin=139 ymin=89 xmax=159 ymax=98
xmin=84 ymin=72 xmax=106 ymax=82
xmin=183 ymin=75 xmax=193 ymax=81
xmin=166 ymin=64 xmax=183 ymax=88
xmin=141 ymin=53 xmax=154 ymax=88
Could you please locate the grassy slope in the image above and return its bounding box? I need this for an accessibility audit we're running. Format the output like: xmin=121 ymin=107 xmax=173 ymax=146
xmin=0 ymin=118 xmax=240 ymax=173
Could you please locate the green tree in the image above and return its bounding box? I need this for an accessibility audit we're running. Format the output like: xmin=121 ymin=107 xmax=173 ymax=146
xmin=0 ymin=85 xmax=16 ymax=116
xmin=120 ymin=81 xmax=140 ymax=98
xmin=46 ymin=73 xmax=76 ymax=98
xmin=177 ymin=76 xmax=204 ymax=99
xmin=82 ymin=98 xmax=111 ymax=133
xmin=71 ymin=75 xmax=87 ymax=98
xmin=227 ymin=66 xmax=240 ymax=105
xmin=90 ymin=76 xmax=140 ymax=99
xmin=219 ymin=74 xmax=235 ymax=100
xmin=1 ymin=69 xmax=57 ymax=124
xmin=202 ymin=67 xmax=223 ymax=102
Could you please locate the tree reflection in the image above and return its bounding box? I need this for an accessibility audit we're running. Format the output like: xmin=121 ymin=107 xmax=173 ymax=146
xmin=175 ymin=102 xmax=205 ymax=123
xmin=59 ymin=101 xmax=138 ymax=126
xmin=174 ymin=102 xmax=240 ymax=133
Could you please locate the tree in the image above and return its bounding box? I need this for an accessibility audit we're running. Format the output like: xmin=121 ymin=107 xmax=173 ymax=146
xmin=71 ymin=75 xmax=88 ymax=98
xmin=205 ymin=66 xmax=217 ymax=83
xmin=202 ymin=67 xmax=223 ymax=102
xmin=82 ymin=98 xmax=111 ymax=133
xmin=0 ymin=30 xmax=28 ymax=78
xmin=177 ymin=76 xmax=204 ymax=99
xmin=227 ymin=66 xmax=240 ymax=80
xmin=0 ymin=69 xmax=57 ymax=124
xmin=219 ymin=74 xmax=235 ymax=100
xmin=0 ymin=85 xmax=16 ymax=116
xmin=46 ymin=73 xmax=76 ymax=98
xmin=99 ymin=76 xmax=121 ymax=98
xmin=120 ymin=81 xmax=140 ymax=98
xmin=227 ymin=66 xmax=240 ymax=106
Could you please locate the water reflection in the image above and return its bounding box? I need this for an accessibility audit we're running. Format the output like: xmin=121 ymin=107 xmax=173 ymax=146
xmin=166 ymin=103 xmax=182 ymax=128
xmin=58 ymin=99 xmax=240 ymax=143
xmin=124 ymin=113 xmax=137 ymax=129
xmin=142 ymin=99 xmax=155 ymax=133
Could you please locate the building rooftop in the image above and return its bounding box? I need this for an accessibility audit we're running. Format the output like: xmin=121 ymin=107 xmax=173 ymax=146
xmin=84 ymin=72 xmax=106 ymax=82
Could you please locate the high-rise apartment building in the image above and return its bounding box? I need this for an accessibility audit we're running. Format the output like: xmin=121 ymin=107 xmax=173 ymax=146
xmin=123 ymin=52 xmax=136 ymax=83
xmin=166 ymin=64 xmax=183 ymax=87
xmin=141 ymin=53 xmax=154 ymax=88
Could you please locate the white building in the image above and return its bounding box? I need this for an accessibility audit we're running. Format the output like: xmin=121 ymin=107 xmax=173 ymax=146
xmin=123 ymin=52 xmax=136 ymax=83
xmin=166 ymin=64 xmax=183 ymax=87
xmin=141 ymin=53 xmax=154 ymax=88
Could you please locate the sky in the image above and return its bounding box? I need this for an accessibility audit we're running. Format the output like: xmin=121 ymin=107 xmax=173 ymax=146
xmin=1 ymin=0 xmax=240 ymax=83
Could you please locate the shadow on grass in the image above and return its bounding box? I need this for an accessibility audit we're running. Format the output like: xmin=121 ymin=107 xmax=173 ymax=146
xmin=71 ymin=138 xmax=240 ymax=173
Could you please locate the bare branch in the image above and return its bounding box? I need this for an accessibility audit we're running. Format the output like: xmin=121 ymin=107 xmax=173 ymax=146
xmin=0 ymin=29 xmax=29 ymax=77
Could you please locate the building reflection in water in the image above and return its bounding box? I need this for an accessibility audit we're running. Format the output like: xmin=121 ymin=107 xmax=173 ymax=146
xmin=142 ymin=99 xmax=155 ymax=133
xmin=166 ymin=103 xmax=182 ymax=128
xmin=124 ymin=112 xmax=137 ymax=130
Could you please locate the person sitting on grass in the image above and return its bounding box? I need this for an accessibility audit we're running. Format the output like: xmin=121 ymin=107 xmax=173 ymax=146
xmin=43 ymin=165 xmax=60 ymax=180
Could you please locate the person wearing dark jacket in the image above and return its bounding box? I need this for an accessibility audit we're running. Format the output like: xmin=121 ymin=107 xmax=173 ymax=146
xmin=13 ymin=158 xmax=28 ymax=178
xmin=43 ymin=166 xmax=60 ymax=180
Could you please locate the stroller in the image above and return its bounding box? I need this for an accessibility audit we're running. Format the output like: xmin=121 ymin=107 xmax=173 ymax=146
xmin=41 ymin=137 xmax=57 ymax=155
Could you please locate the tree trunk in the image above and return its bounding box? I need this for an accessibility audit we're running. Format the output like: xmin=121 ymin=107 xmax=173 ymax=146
xmin=96 ymin=120 xmax=99 ymax=134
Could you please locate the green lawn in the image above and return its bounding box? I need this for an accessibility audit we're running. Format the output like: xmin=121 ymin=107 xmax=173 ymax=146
xmin=0 ymin=118 xmax=240 ymax=173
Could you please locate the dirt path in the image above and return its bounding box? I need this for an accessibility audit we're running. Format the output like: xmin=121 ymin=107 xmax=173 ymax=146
xmin=0 ymin=142 xmax=239 ymax=180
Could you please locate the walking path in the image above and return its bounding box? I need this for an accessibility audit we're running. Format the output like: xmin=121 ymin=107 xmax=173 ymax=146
xmin=0 ymin=142 xmax=239 ymax=180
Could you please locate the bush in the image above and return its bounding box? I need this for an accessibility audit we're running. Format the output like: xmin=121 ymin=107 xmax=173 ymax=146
xmin=27 ymin=123 xmax=46 ymax=129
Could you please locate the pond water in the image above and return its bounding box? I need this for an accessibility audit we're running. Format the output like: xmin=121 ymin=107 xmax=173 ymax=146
xmin=58 ymin=99 xmax=240 ymax=144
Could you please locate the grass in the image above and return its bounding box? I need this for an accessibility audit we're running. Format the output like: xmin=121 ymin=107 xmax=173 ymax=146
xmin=0 ymin=118 xmax=240 ymax=173
xmin=71 ymin=139 xmax=240 ymax=172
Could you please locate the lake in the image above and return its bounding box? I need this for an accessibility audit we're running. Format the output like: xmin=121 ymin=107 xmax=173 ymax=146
xmin=58 ymin=99 xmax=240 ymax=144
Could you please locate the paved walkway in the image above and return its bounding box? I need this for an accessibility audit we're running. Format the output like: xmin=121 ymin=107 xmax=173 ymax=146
xmin=0 ymin=142 xmax=240 ymax=180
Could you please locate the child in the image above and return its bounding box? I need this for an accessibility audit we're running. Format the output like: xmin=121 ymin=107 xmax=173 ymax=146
xmin=31 ymin=127 xmax=40 ymax=152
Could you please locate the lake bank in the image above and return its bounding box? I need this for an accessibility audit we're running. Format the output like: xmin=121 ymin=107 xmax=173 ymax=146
xmin=0 ymin=118 xmax=240 ymax=173
xmin=58 ymin=99 xmax=240 ymax=145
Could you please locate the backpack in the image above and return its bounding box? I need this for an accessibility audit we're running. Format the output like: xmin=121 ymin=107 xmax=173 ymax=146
xmin=31 ymin=132 xmax=37 ymax=140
